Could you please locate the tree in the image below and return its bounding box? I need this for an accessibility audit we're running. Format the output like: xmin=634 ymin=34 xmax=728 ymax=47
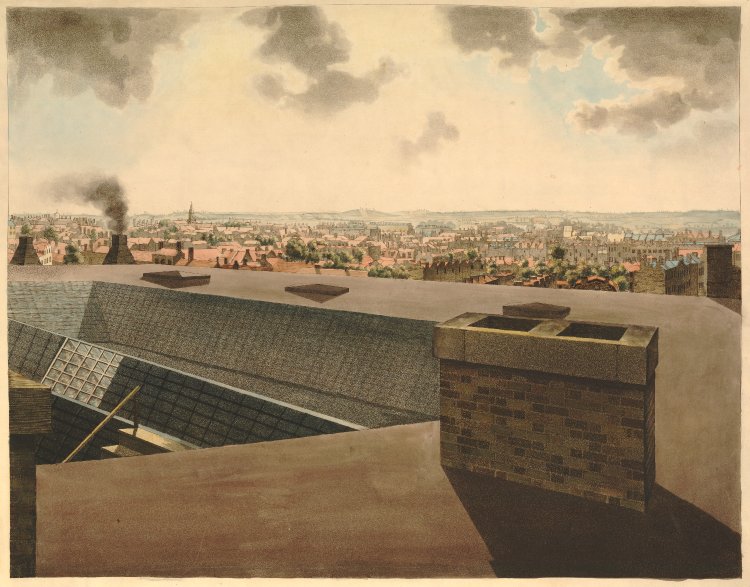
xmin=612 ymin=275 xmax=630 ymax=292
xmin=368 ymin=266 xmax=410 ymax=279
xmin=551 ymin=245 xmax=566 ymax=261
xmin=204 ymin=232 xmax=219 ymax=247
xmin=20 ymin=223 xmax=31 ymax=235
xmin=352 ymin=247 xmax=364 ymax=263
xmin=592 ymin=265 xmax=609 ymax=279
xmin=255 ymin=235 xmax=275 ymax=247
xmin=467 ymin=249 xmax=479 ymax=261
xmin=322 ymin=250 xmax=352 ymax=269
xmin=578 ymin=263 xmax=593 ymax=279
xmin=42 ymin=226 xmax=59 ymax=242
xmin=565 ymin=269 xmax=579 ymax=286
xmin=63 ymin=243 xmax=82 ymax=265
xmin=285 ymin=237 xmax=307 ymax=261
xmin=610 ymin=264 xmax=628 ymax=279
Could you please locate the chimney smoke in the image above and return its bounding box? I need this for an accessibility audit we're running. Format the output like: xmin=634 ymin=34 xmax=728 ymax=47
xmin=48 ymin=174 xmax=129 ymax=234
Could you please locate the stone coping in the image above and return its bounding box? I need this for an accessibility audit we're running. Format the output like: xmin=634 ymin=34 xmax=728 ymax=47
xmin=434 ymin=312 xmax=658 ymax=386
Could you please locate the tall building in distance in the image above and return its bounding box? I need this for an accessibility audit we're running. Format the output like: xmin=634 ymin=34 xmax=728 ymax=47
xmin=187 ymin=202 xmax=195 ymax=225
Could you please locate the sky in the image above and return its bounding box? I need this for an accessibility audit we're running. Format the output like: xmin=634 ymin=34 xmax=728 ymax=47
xmin=7 ymin=5 xmax=741 ymax=215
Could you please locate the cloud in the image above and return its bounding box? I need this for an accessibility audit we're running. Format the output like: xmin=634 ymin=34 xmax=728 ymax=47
xmin=553 ymin=8 xmax=739 ymax=136
xmin=441 ymin=7 xmax=739 ymax=137
xmin=8 ymin=8 xmax=199 ymax=108
xmin=401 ymin=112 xmax=459 ymax=162
xmin=442 ymin=6 xmax=543 ymax=68
xmin=240 ymin=6 xmax=400 ymax=115
xmin=694 ymin=119 xmax=738 ymax=144
xmin=570 ymin=91 xmax=690 ymax=137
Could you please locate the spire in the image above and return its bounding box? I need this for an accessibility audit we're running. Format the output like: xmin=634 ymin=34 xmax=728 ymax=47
xmin=187 ymin=202 xmax=195 ymax=224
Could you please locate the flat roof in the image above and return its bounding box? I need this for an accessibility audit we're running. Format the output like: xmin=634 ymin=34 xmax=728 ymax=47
xmin=37 ymin=422 xmax=494 ymax=578
xmin=36 ymin=422 xmax=739 ymax=578
xmin=9 ymin=265 xmax=741 ymax=533
xmin=7 ymin=263 xmax=742 ymax=323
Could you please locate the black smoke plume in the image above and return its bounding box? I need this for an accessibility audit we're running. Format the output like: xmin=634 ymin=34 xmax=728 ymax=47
xmin=49 ymin=174 xmax=129 ymax=233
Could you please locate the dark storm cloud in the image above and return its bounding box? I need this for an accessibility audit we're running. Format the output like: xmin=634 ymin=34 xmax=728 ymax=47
xmin=48 ymin=174 xmax=129 ymax=233
xmin=8 ymin=8 xmax=199 ymax=108
xmin=240 ymin=6 xmax=350 ymax=75
xmin=401 ymin=112 xmax=460 ymax=162
xmin=441 ymin=6 xmax=739 ymax=137
xmin=240 ymin=6 xmax=401 ymax=115
xmin=572 ymin=91 xmax=691 ymax=138
xmin=443 ymin=6 xmax=543 ymax=68
xmin=554 ymin=8 xmax=739 ymax=136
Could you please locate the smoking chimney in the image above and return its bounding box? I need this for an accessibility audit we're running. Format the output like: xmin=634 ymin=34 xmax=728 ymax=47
xmin=103 ymin=234 xmax=136 ymax=265
xmin=10 ymin=236 xmax=42 ymax=266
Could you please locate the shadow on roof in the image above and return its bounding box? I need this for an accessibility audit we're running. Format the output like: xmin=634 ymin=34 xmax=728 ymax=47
xmin=445 ymin=467 xmax=740 ymax=578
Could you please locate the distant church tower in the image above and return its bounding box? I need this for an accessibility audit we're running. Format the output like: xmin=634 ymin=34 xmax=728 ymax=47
xmin=187 ymin=202 xmax=195 ymax=224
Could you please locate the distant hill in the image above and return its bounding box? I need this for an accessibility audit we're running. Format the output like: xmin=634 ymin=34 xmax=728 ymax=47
xmin=337 ymin=209 xmax=397 ymax=219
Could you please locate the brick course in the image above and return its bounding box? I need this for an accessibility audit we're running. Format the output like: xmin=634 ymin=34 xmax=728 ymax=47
xmin=440 ymin=359 xmax=655 ymax=511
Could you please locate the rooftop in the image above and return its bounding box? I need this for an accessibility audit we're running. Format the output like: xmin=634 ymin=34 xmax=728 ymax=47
xmin=7 ymin=264 xmax=742 ymax=577
xmin=36 ymin=422 xmax=739 ymax=578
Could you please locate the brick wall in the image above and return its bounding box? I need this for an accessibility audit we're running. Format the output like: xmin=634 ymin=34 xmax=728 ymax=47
xmin=10 ymin=436 xmax=37 ymax=576
xmin=632 ymin=265 xmax=665 ymax=294
xmin=440 ymin=360 xmax=655 ymax=511
xmin=9 ymin=372 xmax=52 ymax=577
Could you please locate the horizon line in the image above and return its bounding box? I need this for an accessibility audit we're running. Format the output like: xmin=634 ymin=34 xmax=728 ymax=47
xmin=8 ymin=208 xmax=742 ymax=217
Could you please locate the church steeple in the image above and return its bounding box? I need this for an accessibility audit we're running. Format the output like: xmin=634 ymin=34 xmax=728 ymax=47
xmin=187 ymin=202 xmax=195 ymax=224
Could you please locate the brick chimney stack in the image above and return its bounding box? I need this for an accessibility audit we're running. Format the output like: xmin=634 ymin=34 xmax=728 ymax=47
xmin=434 ymin=306 xmax=658 ymax=512
xmin=10 ymin=236 xmax=42 ymax=266
xmin=103 ymin=234 xmax=136 ymax=265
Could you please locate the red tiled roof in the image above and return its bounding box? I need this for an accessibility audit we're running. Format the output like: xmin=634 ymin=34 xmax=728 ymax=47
xmin=131 ymin=251 xmax=155 ymax=263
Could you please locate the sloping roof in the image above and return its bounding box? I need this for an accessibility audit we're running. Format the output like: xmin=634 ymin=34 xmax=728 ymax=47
xmin=130 ymin=251 xmax=154 ymax=263
xmin=190 ymin=248 xmax=221 ymax=261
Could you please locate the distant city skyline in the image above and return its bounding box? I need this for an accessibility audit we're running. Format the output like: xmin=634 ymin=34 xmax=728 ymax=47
xmin=9 ymin=6 xmax=741 ymax=215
